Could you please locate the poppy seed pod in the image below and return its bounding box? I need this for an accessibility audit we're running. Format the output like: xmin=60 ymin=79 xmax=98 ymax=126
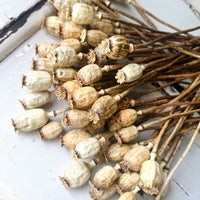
xmin=54 ymin=68 xmax=77 ymax=82
xmin=21 ymin=71 xmax=52 ymax=91
xmin=140 ymin=160 xmax=164 ymax=195
xmin=31 ymin=58 xmax=53 ymax=73
xmin=76 ymin=64 xmax=102 ymax=85
xmin=49 ymin=0 xmax=78 ymax=11
xmin=61 ymin=129 xmax=92 ymax=148
xmin=116 ymin=64 xmax=144 ymax=84
xmin=20 ymin=91 xmax=51 ymax=109
xmin=72 ymin=3 xmax=94 ymax=25
xmin=118 ymin=191 xmax=137 ymax=200
xmin=85 ymin=119 xmax=106 ymax=131
xmin=60 ymin=161 xmax=91 ymax=189
xmin=60 ymin=39 xmax=82 ymax=53
xmin=108 ymin=109 xmax=137 ymax=132
xmin=99 ymin=35 xmax=134 ymax=60
xmin=35 ymin=42 xmax=58 ymax=58
xmin=38 ymin=121 xmax=63 ymax=139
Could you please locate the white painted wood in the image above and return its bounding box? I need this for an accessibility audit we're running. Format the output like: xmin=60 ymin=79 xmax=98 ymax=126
xmin=0 ymin=1 xmax=199 ymax=200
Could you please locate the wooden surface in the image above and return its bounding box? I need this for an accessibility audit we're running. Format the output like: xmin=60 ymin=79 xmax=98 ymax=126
xmin=0 ymin=1 xmax=200 ymax=200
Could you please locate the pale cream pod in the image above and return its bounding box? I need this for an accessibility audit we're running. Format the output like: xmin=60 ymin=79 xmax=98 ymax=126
xmin=49 ymin=0 xmax=78 ymax=11
xmin=31 ymin=58 xmax=53 ymax=73
xmin=54 ymin=68 xmax=77 ymax=82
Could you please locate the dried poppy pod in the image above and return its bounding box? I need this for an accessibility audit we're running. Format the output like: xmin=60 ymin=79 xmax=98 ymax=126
xmin=72 ymin=3 xmax=94 ymax=25
xmin=115 ymin=64 xmax=144 ymax=84
xmin=121 ymin=143 xmax=153 ymax=172
xmin=55 ymin=80 xmax=80 ymax=100
xmin=19 ymin=90 xmax=52 ymax=109
xmin=35 ymin=42 xmax=58 ymax=58
xmin=117 ymin=172 xmax=140 ymax=194
xmin=62 ymin=109 xmax=90 ymax=128
xmin=90 ymin=184 xmax=117 ymax=200
xmin=47 ymin=46 xmax=79 ymax=68
xmin=85 ymin=119 xmax=105 ymax=131
xmin=53 ymin=68 xmax=77 ymax=82
xmin=76 ymin=64 xmax=102 ymax=86
xmin=140 ymin=159 xmax=164 ymax=195
xmin=89 ymin=20 xmax=114 ymax=36
xmin=61 ymin=129 xmax=92 ymax=148
xmin=81 ymin=29 xmax=108 ymax=47
xmin=73 ymin=137 xmax=107 ymax=159
xmin=60 ymin=161 xmax=91 ymax=189
xmin=60 ymin=39 xmax=82 ymax=53
xmin=49 ymin=0 xmax=78 ymax=11
xmin=118 ymin=187 xmax=140 ymax=200
xmin=61 ymin=21 xmax=85 ymax=39
xmin=11 ymin=108 xmax=68 ymax=132
xmin=106 ymin=143 xmax=132 ymax=162
xmin=31 ymin=58 xmax=53 ymax=73
xmin=68 ymin=86 xmax=99 ymax=108
xmin=91 ymin=164 xmax=121 ymax=190
xmin=42 ymin=16 xmax=64 ymax=37
xmin=99 ymin=35 xmax=134 ymax=59
xmin=38 ymin=121 xmax=63 ymax=139
xmin=108 ymin=109 xmax=137 ymax=132
xmin=21 ymin=71 xmax=52 ymax=91
xmin=89 ymin=95 xmax=118 ymax=124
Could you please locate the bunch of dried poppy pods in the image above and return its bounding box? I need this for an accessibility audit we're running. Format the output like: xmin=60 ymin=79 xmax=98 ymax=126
xmin=12 ymin=0 xmax=200 ymax=200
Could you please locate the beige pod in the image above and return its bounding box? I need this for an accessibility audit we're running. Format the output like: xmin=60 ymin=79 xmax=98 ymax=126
xmin=76 ymin=64 xmax=102 ymax=85
xmin=60 ymin=161 xmax=91 ymax=189
xmin=92 ymin=165 xmax=120 ymax=190
xmin=31 ymin=58 xmax=53 ymax=73
xmin=20 ymin=91 xmax=51 ymax=109
xmin=62 ymin=109 xmax=91 ymax=128
xmin=108 ymin=109 xmax=137 ymax=132
xmin=114 ymin=125 xmax=139 ymax=144
xmin=43 ymin=16 xmax=64 ymax=37
xmin=107 ymin=143 xmax=132 ymax=162
xmin=61 ymin=21 xmax=85 ymax=39
xmin=12 ymin=108 xmax=49 ymax=132
xmin=60 ymin=39 xmax=82 ymax=53
xmin=68 ymin=86 xmax=99 ymax=108
xmin=47 ymin=46 xmax=77 ymax=68
xmin=117 ymin=172 xmax=140 ymax=193
xmin=140 ymin=160 xmax=164 ymax=195
xmin=72 ymin=3 xmax=94 ymax=25
xmin=81 ymin=29 xmax=108 ymax=47
xmin=38 ymin=121 xmax=63 ymax=139
xmin=61 ymin=129 xmax=92 ymax=148
xmin=49 ymin=0 xmax=78 ymax=11
xmin=100 ymin=35 xmax=134 ymax=59
xmin=35 ymin=42 xmax=58 ymax=58
xmin=116 ymin=64 xmax=144 ymax=84
xmin=118 ymin=191 xmax=137 ymax=200
xmin=21 ymin=71 xmax=52 ymax=91
xmin=54 ymin=68 xmax=77 ymax=82
xmin=85 ymin=119 xmax=105 ymax=131
xmin=89 ymin=95 xmax=118 ymax=124
xmin=121 ymin=144 xmax=153 ymax=172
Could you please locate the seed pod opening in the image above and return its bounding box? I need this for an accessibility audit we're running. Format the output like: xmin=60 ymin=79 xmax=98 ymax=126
xmin=74 ymin=137 xmax=101 ymax=159
xmin=116 ymin=64 xmax=144 ymax=84
xmin=92 ymin=165 xmax=119 ymax=190
xmin=12 ymin=108 xmax=49 ymax=132
xmin=62 ymin=109 xmax=90 ymax=128
xmin=117 ymin=172 xmax=140 ymax=193
xmin=107 ymin=143 xmax=131 ymax=162
xmin=114 ymin=125 xmax=138 ymax=144
xmin=61 ymin=129 xmax=92 ymax=148
xmin=72 ymin=3 xmax=94 ymax=25
xmin=60 ymin=39 xmax=81 ymax=53
xmin=61 ymin=161 xmax=91 ymax=189
xmin=36 ymin=42 xmax=58 ymax=58
xmin=108 ymin=109 xmax=137 ymax=132
xmin=31 ymin=58 xmax=53 ymax=73
xmin=81 ymin=29 xmax=108 ymax=47
xmin=43 ymin=16 xmax=64 ymax=37
xmin=76 ymin=64 xmax=102 ymax=85
xmin=99 ymin=35 xmax=134 ymax=60
xmin=68 ymin=86 xmax=99 ymax=108
xmin=22 ymin=71 xmax=52 ymax=91
xmin=47 ymin=46 xmax=77 ymax=68
xmin=21 ymin=91 xmax=51 ymax=109
xmin=89 ymin=95 xmax=118 ymax=124
xmin=140 ymin=160 xmax=164 ymax=195
xmin=62 ymin=21 xmax=85 ymax=39
xmin=54 ymin=68 xmax=77 ymax=82
xmin=121 ymin=145 xmax=151 ymax=172
xmin=38 ymin=121 xmax=63 ymax=139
